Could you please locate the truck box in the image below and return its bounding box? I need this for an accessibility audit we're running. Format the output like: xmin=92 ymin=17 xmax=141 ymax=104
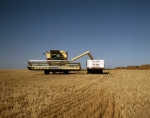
xmin=86 ymin=60 xmax=104 ymax=74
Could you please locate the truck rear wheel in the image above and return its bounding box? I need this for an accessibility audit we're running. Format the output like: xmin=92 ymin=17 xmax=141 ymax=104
xmin=87 ymin=69 xmax=90 ymax=74
xmin=99 ymin=69 xmax=103 ymax=74
xmin=87 ymin=69 xmax=103 ymax=74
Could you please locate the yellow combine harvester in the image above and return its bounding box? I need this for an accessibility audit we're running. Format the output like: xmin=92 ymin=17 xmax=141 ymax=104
xmin=27 ymin=50 xmax=104 ymax=74
xmin=27 ymin=50 xmax=92 ymax=74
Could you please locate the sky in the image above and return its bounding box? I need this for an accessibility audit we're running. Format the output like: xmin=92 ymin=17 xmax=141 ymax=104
xmin=0 ymin=0 xmax=150 ymax=69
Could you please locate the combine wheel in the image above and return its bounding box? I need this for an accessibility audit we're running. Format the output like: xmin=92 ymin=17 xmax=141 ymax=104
xmin=64 ymin=71 xmax=69 ymax=74
xmin=44 ymin=70 xmax=49 ymax=74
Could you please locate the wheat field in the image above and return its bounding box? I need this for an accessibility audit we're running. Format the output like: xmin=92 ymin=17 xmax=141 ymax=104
xmin=0 ymin=70 xmax=150 ymax=118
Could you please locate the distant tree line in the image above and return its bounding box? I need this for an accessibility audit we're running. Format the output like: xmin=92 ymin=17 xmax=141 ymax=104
xmin=115 ymin=64 xmax=150 ymax=70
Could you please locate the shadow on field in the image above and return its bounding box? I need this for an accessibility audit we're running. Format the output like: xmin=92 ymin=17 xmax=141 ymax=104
xmin=102 ymin=72 xmax=110 ymax=74
xmin=36 ymin=72 xmax=76 ymax=75
xmin=35 ymin=71 xmax=111 ymax=75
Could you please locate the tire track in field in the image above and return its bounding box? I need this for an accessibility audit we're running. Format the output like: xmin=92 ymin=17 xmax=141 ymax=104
xmin=75 ymin=73 xmax=115 ymax=80
xmin=89 ymin=94 xmax=116 ymax=118
xmin=45 ymin=71 xmax=115 ymax=117
xmin=49 ymin=92 xmax=94 ymax=118
xmin=66 ymin=89 xmax=108 ymax=118
xmin=64 ymin=74 xmax=115 ymax=118
xmin=68 ymin=90 xmax=116 ymax=118
xmin=39 ymin=81 xmax=96 ymax=117
xmin=39 ymin=74 xmax=113 ymax=118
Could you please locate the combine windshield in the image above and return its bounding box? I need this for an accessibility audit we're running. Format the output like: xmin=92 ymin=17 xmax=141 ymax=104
xmin=51 ymin=53 xmax=60 ymax=60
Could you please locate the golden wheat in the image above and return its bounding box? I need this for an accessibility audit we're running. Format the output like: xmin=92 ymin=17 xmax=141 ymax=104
xmin=0 ymin=70 xmax=150 ymax=118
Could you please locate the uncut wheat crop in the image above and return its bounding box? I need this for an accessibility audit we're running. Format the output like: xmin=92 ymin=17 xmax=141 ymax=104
xmin=0 ymin=70 xmax=150 ymax=118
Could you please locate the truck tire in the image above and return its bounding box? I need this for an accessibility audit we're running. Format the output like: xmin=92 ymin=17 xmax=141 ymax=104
xmin=87 ymin=69 xmax=90 ymax=74
xmin=99 ymin=69 xmax=103 ymax=74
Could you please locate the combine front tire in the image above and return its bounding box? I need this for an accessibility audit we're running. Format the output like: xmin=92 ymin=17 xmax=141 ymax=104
xmin=64 ymin=71 xmax=69 ymax=74
xmin=44 ymin=70 xmax=49 ymax=74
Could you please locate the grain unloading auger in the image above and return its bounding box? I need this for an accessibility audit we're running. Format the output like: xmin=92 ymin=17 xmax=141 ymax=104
xmin=71 ymin=51 xmax=93 ymax=61
xmin=27 ymin=50 xmax=104 ymax=74
xmin=71 ymin=51 xmax=105 ymax=74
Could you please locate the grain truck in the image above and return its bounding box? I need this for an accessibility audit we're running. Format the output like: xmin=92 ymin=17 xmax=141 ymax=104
xmin=71 ymin=51 xmax=104 ymax=74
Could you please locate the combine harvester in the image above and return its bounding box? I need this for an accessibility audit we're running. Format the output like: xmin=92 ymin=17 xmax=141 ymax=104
xmin=27 ymin=50 xmax=104 ymax=74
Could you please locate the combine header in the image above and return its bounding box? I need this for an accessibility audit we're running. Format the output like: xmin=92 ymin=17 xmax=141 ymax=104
xmin=27 ymin=50 xmax=104 ymax=74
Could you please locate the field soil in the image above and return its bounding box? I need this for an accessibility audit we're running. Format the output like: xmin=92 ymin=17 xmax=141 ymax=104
xmin=0 ymin=70 xmax=150 ymax=118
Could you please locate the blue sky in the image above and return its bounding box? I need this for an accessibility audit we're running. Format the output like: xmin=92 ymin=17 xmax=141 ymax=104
xmin=0 ymin=0 xmax=150 ymax=69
